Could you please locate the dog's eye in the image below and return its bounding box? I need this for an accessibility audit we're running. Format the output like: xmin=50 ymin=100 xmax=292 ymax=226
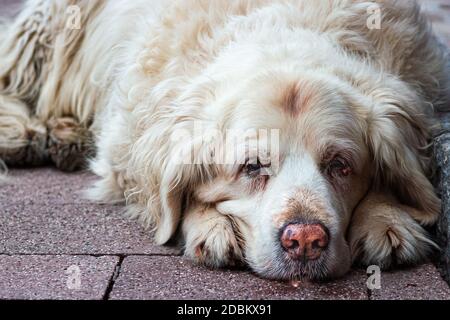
xmin=245 ymin=161 xmax=263 ymax=176
xmin=243 ymin=160 xmax=269 ymax=177
xmin=327 ymin=157 xmax=352 ymax=177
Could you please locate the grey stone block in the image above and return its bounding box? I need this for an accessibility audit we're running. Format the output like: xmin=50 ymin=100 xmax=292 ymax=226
xmin=435 ymin=129 xmax=450 ymax=285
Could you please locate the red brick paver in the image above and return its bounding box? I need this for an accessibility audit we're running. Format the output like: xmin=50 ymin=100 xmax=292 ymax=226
xmin=0 ymin=255 xmax=119 ymax=300
xmin=109 ymin=256 xmax=368 ymax=300
xmin=0 ymin=202 xmax=180 ymax=255
xmin=371 ymin=264 xmax=450 ymax=300
xmin=1 ymin=168 xmax=96 ymax=205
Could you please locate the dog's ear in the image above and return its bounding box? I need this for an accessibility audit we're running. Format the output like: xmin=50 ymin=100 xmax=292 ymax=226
xmin=155 ymin=159 xmax=187 ymax=245
xmin=154 ymin=129 xmax=206 ymax=245
xmin=367 ymin=94 xmax=440 ymax=224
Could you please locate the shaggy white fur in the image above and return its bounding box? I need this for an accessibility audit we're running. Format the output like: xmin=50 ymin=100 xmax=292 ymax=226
xmin=1 ymin=0 xmax=449 ymax=280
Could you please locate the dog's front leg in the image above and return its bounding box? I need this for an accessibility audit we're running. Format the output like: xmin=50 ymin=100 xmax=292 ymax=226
xmin=348 ymin=191 xmax=439 ymax=269
xmin=182 ymin=205 xmax=245 ymax=268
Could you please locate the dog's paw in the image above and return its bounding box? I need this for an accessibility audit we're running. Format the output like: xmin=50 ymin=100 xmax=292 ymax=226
xmin=183 ymin=207 xmax=245 ymax=268
xmin=47 ymin=117 xmax=94 ymax=172
xmin=349 ymin=203 xmax=438 ymax=269
xmin=1 ymin=118 xmax=48 ymax=166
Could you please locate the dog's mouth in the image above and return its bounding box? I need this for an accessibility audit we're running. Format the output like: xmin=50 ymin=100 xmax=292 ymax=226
xmin=249 ymin=253 xmax=331 ymax=281
xmin=271 ymin=248 xmax=331 ymax=281
xmin=246 ymin=243 xmax=332 ymax=281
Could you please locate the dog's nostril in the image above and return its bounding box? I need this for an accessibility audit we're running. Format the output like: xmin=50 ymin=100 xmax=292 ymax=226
xmin=311 ymin=239 xmax=326 ymax=250
xmin=286 ymin=239 xmax=299 ymax=250
xmin=280 ymin=223 xmax=329 ymax=261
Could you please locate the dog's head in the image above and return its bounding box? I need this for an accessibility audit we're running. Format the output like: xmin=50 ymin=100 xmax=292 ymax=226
xmin=145 ymin=51 xmax=438 ymax=280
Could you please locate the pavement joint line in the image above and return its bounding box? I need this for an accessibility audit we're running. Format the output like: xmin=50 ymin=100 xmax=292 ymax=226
xmin=0 ymin=253 xmax=182 ymax=257
xmin=103 ymin=255 xmax=125 ymax=300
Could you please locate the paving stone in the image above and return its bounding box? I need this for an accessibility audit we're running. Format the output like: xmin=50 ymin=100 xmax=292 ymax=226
xmin=371 ymin=264 xmax=450 ymax=300
xmin=110 ymin=256 xmax=369 ymax=300
xmin=0 ymin=255 xmax=118 ymax=300
xmin=435 ymin=132 xmax=450 ymax=284
xmin=1 ymin=168 xmax=97 ymax=205
xmin=0 ymin=202 xmax=180 ymax=255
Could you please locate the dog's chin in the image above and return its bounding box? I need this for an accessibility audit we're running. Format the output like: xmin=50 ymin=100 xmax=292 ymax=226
xmin=282 ymin=252 xmax=331 ymax=281
xmin=250 ymin=252 xmax=333 ymax=282
xmin=250 ymin=245 xmax=352 ymax=281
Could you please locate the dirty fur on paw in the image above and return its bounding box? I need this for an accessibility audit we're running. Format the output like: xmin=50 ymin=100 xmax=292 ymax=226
xmin=47 ymin=117 xmax=94 ymax=172
xmin=350 ymin=207 xmax=438 ymax=270
xmin=1 ymin=119 xmax=49 ymax=166
xmin=183 ymin=210 xmax=245 ymax=268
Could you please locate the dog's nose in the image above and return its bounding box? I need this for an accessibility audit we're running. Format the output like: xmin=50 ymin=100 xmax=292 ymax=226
xmin=280 ymin=223 xmax=329 ymax=261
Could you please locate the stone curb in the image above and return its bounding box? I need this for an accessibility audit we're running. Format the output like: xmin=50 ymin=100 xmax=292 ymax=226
xmin=435 ymin=124 xmax=450 ymax=285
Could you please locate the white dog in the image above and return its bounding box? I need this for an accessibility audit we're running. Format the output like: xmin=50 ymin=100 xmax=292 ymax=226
xmin=1 ymin=0 xmax=449 ymax=280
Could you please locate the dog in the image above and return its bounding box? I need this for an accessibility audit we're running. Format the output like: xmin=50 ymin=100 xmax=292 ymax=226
xmin=1 ymin=0 xmax=449 ymax=281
